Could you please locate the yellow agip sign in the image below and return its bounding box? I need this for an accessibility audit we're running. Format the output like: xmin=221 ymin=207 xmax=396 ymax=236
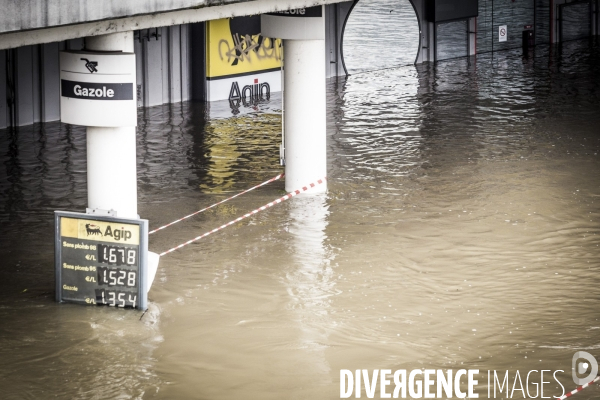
xmin=206 ymin=17 xmax=283 ymax=79
xmin=205 ymin=16 xmax=283 ymax=102
xmin=61 ymin=217 xmax=140 ymax=245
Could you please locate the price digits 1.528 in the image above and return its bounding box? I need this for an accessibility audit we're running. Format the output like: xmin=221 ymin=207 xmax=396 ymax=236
xmin=97 ymin=267 xmax=137 ymax=287
xmin=98 ymin=244 xmax=137 ymax=266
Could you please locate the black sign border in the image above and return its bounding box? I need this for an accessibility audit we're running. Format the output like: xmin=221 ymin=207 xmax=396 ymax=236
xmin=54 ymin=211 xmax=149 ymax=310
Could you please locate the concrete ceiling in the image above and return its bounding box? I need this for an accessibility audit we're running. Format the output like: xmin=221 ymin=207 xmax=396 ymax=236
xmin=0 ymin=0 xmax=349 ymax=50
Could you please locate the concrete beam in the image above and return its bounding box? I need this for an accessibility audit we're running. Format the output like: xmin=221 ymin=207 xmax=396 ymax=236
xmin=0 ymin=0 xmax=348 ymax=50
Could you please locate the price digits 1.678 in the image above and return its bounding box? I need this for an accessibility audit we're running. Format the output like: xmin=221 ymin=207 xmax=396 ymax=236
xmin=98 ymin=244 xmax=137 ymax=266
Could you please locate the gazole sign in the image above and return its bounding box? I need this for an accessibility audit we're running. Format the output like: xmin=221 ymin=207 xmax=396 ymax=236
xmin=60 ymin=51 xmax=137 ymax=127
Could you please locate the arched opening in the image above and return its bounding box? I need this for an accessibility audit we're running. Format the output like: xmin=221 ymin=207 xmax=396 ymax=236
xmin=342 ymin=0 xmax=420 ymax=74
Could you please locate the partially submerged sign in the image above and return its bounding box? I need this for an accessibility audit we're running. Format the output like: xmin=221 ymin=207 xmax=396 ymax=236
xmin=60 ymin=51 xmax=137 ymax=127
xmin=205 ymin=16 xmax=282 ymax=103
xmin=55 ymin=211 xmax=148 ymax=309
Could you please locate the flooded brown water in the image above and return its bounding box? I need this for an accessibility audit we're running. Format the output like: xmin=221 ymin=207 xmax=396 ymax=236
xmin=1 ymin=39 xmax=600 ymax=399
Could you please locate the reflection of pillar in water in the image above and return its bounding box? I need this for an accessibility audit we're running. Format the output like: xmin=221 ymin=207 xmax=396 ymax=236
xmin=286 ymin=194 xmax=333 ymax=374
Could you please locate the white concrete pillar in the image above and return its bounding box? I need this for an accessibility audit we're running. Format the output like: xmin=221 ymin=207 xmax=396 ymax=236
xmin=85 ymin=32 xmax=138 ymax=218
xmin=262 ymin=7 xmax=328 ymax=194
xmin=283 ymin=39 xmax=327 ymax=193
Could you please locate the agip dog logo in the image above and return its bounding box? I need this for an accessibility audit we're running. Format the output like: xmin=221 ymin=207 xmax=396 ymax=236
xmin=85 ymin=224 xmax=103 ymax=236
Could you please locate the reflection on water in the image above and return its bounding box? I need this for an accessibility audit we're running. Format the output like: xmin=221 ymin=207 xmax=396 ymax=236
xmin=343 ymin=0 xmax=419 ymax=73
xmin=1 ymin=40 xmax=600 ymax=399
xmin=561 ymin=3 xmax=592 ymax=42
xmin=477 ymin=0 xmax=535 ymax=53
xmin=285 ymin=195 xmax=333 ymax=376
xmin=436 ymin=21 xmax=468 ymax=61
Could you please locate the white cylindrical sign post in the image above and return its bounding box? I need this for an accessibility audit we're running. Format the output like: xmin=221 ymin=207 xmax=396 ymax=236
xmin=262 ymin=7 xmax=327 ymax=194
xmin=86 ymin=32 xmax=137 ymax=219
xmin=60 ymin=32 xmax=138 ymax=219
xmin=86 ymin=126 xmax=138 ymax=219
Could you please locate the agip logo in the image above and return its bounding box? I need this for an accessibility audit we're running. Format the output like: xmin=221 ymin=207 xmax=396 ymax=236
xmin=85 ymin=224 xmax=103 ymax=236
xmin=83 ymin=223 xmax=132 ymax=242
xmin=228 ymin=78 xmax=271 ymax=113
xmin=62 ymin=218 xmax=140 ymax=245
xmin=229 ymin=79 xmax=271 ymax=102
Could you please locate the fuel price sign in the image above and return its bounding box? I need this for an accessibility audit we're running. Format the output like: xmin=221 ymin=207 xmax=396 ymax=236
xmin=55 ymin=211 xmax=148 ymax=309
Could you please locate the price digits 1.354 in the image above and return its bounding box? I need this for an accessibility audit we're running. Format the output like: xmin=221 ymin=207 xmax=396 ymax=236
xmin=95 ymin=289 xmax=137 ymax=308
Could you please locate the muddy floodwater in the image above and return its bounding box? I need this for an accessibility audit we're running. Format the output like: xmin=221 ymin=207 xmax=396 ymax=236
xmin=1 ymin=32 xmax=600 ymax=400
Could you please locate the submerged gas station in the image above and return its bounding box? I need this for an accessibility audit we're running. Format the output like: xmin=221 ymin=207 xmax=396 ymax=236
xmin=0 ymin=0 xmax=599 ymax=398
xmin=0 ymin=0 xmax=598 ymax=305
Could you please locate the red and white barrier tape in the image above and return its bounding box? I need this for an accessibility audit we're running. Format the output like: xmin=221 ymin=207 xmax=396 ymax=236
xmin=149 ymin=173 xmax=284 ymax=235
xmin=158 ymin=177 xmax=326 ymax=256
xmin=557 ymin=376 xmax=600 ymax=400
